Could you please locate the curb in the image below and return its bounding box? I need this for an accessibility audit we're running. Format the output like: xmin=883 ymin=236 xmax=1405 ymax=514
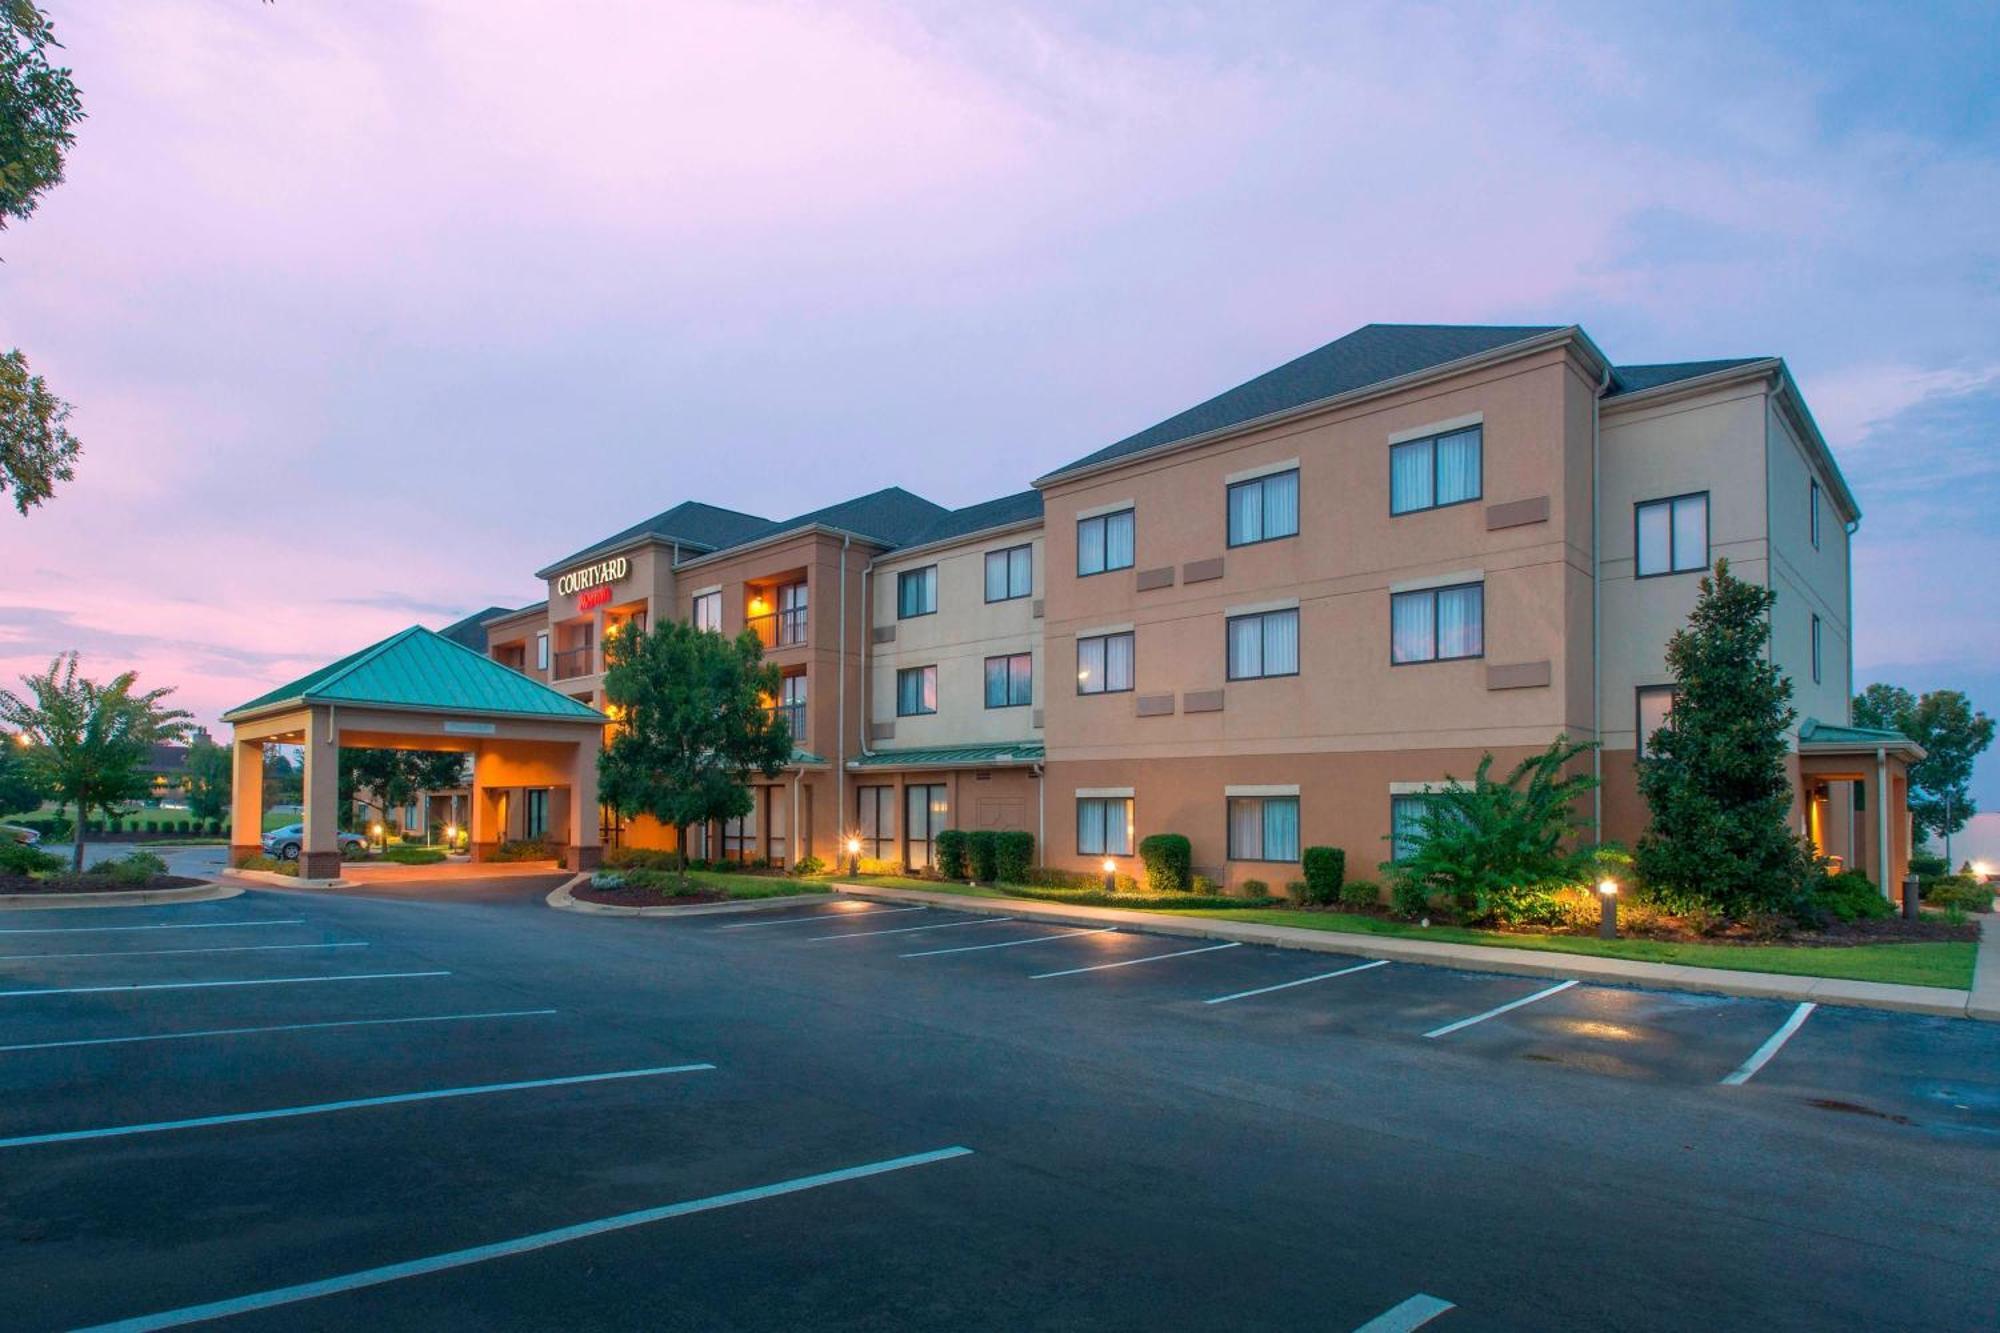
xmin=1970 ymin=915 xmax=2000 ymax=1022
xmin=222 ymin=870 xmax=358 ymax=890
xmin=546 ymin=875 xmax=836 ymax=918
xmin=830 ymin=883 xmax=1982 ymax=1020
xmin=0 ymin=880 xmax=244 ymax=912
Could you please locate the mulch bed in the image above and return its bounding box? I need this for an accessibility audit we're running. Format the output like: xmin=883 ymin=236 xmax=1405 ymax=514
xmin=1296 ymin=903 xmax=1980 ymax=946
xmin=573 ymin=882 xmax=731 ymax=909
xmin=0 ymin=874 xmax=207 ymax=895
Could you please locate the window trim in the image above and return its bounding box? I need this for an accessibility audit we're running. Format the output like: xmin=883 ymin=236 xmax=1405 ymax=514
xmin=1076 ymin=507 xmax=1136 ymax=578
xmin=1810 ymin=479 xmax=1822 ymax=550
xmin=1811 ymin=613 xmax=1823 ymax=684
xmin=896 ymin=566 xmax=937 ymax=620
xmin=1389 ymin=792 xmax=1435 ymax=863
xmin=691 ymin=590 xmax=723 ymax=633
xmin=1388 ymin=426 xmax=1483 ymax=517
xmin=895 ymin=664 xmax=938 ymax=717
xmin=983 ymin=652 xmax=1033 ymax=709
xmin=1224 ymin=607 xmax=1301 ymax=681
xmin=1075 ymin=795 xmax=1134 ymax=857
xmin=1633 ymin=490 xmax=1710 ymax=580
xmin=1635 ymin=683 xmax=1678 ymax=759
xmin=1225 ymin=468 xmax=1301 ymax=549
xmin=1388 ymin=581 xmax=1485 ymax=666
xmin=984 ymin=544 xmax=1034 ymax=603
xmin=1076 ymin=630 xmax=1135 ymax=696
xmin=1225 ymin=794 xmax=1301 ymax=863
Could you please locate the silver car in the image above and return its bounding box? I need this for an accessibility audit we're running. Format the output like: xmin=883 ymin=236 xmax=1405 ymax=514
xmin=261 ymin=824 xmax=370 ymax=860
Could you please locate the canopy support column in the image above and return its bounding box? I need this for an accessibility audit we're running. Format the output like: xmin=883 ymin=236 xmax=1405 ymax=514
xmin=300 ymin=706 xmax=342 ymax=880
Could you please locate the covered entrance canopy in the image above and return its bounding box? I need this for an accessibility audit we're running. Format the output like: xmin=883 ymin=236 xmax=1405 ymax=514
xmin=223 ymin=627 xmax=607 ymax=878
xmin=1796 ymin=718 xmax=1926 ymax=895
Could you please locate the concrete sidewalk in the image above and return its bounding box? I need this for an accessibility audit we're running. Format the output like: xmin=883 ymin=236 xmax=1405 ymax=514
xmin=833 ymin=882 xmax=1990 ymax=1020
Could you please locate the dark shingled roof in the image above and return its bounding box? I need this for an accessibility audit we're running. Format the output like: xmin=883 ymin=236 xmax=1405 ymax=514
xmin=1608 ymin=358 xmax=1771 ymax=396
xmin=903 ymin=490 xmax=1043 ymax=549
xmin=755 ymin=486 xmax=950 ymax=550
xmin=540 ymin=500 xmax=775 ymax=576
xmin=1040 ymin=324 xmax=1566 ymax=482
xmin=435 ymin=606 xmax=511 ymax=653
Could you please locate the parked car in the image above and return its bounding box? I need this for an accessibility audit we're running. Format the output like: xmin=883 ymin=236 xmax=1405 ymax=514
xmin=1 ymin=824 xmax=39 ymax=846
xmin=261 ymin=824 xmax=369 ymax=860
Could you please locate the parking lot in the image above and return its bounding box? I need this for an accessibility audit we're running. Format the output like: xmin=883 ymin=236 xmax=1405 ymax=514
xmin=3 ymin=880 xmax=1995 ymax=1330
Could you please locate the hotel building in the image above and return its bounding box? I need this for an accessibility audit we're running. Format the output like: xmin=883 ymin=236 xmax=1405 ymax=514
xmin=439 ymin=323 xmax=1911 ymax=891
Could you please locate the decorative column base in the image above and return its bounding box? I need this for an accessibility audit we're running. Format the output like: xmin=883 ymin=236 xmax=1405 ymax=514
xmin=470 ymin=841 xmax=498 ymax=863
xmin=301 ymin=851 xmax=343 ymax=880
xmin=564 ymin=844 xmax=602 ymax=871
xmin=228 ymin=844 xmax=264 ymax=868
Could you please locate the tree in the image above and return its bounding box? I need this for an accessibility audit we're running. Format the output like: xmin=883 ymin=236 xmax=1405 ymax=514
xmin=183 ymin=738 xmax=231 ymax=823
xmin=339 ymin=748 xmax=466 ymax=837
xmin=2 ymin=4 xmax=85 ymax=514
xmin=1636 ymin=560 xmax=1816 ymax=917
xmin=0 ymin=728 xmax=42 ymax=815
xmin=263 ymin=747 xmax=302 ymax=806
xmin=1852 ymin=683 xmax=1994 ymax=860
xmin=0 ymin=653 xmax=190 ymax=871
xmin=598 ymin=620 xmax=790 ymax=870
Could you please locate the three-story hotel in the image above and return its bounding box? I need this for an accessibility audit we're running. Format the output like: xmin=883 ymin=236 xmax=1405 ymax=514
xmin=434 ymin=322 xmax=1913 ymax=892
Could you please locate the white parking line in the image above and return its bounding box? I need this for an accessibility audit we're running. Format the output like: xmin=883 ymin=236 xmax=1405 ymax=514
xmin=76 ymin=1145 xmax=973 ymax=1331
xmin=1204 ymin=959 xmax=1389 ymax=1005
xmin=806 ymin=917 xmax=1014 ymax=942
xmin=0 ymin=918 xmax=307 ymax=936
xmin=0 ymin=970 xmax=449 ymax=999
xmin=1422 ymin=979 xmax=1579 ymax=1038
xmin=717 ymin=905 xmax=927 ymax=930
xmin=0 ymin=941 xmax=367 ymax=962
xmin=901 ymin=926 xmax=1116 ymax=958
xmin=1354 ymin=1292 xmax=1456 ymax=1331
xmin=1031 ymin=940 xmax=1240 ymax=980
xmin=1720 ymin=1001 xmax=1817 ymax=1086
xmin=0 ymin=1009 xmax=560 ymax=1054
xmin=0 ymin=1062 xmax=714 ymax=1150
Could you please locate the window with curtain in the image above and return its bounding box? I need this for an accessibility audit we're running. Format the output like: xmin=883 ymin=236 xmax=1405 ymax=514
xmin=1390 ymin=794 xmax=1435 ymax=861
xmin=1635 ymin=493 xmax=1708 ymax=577
xmin=896 ymin=665 xmax=937 ymax=716
xmin=691 ymin=592 xmax=721 ymax=633
xmin=1077 ymin=796 xmax=1134 ymax=856
xmin=535 ymin=632 xmax=549 ymax=669
xmin=1077 ymin=508 xmax=1135 ymax=576
xmin=1389 ymin=426 xmax=1482 ymax=515
xmin=984 ymin=652 xmax=1032 ymax=708
xmin=524 ymin=789 xmax=548 ymax=840
xmin=984 ymin=545 xmax=1032 ymax=601
xmin=856 ymin=786 xmax=895 ymax=860
xmin=1226 ymin=608 xmax=1300 ymax=680
xmin=897 ymin=566 xmax=937 ymax=618
xmin=1227 ymin=796 xmax=1300 ymax=861
xmin=1226 ymin=469 xmax=1300 ymax=547
xmin=1390 ymin=583 xmax=1483 ymax=663
xmin=1077 ymin=631 xmax=1135 ymax=694
xmin=905 ymin=784 xmax=947 ymax=870
xmin=1636 ymin=685 xmax=1678 ymax=759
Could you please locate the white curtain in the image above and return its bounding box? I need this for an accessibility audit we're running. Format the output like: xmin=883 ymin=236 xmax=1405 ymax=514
xmin=1077 ymin=516 xmax=1106 ymax=574
xmin=1078 ymin=798 xmax=1106 ymax=854
xmin=984 ymin=656 xmax=1007 ymax=706
xmin=1263 ymin=798 xmax=1299 ymax=861
xmin=1105 ymin=510 xmax=1135 ymax=569
xmin=1108 ymin=798 xmax=1133 ymax=854
xmin=984 ymin=553 xmax=1008 ymax=601
xmin=1435 ymin=428 xmax=1481 ymax=505
xmin=1636 ymin=502 xmax=1672 ymax=576
xmin=1262 ymin=470 xmax=1299 ymax=539
xmin=1391 ymin=796 xmax=1429 ymax=860
xmin=1229 ymin=798 xmax=1262 ymax=858
xmin=1228 ymin=616 xmax=1263 ymax=678
xmin=1391 ymin=590 xmax=1434 ymax=663
xmin=1672 ymin=495 xmax=1707 ymax=573
xmin=1009 ymin=546 xmax=1031 ymax=595
xmin=1390 ymin=440 xmax=1433 ymax=514
xmin=1104 ymin=633 xmax=1135 ymax=691
xmin=1262 ymin=609 xmax=1299 ymax=675
xmin=1077 ymin=635 xmax=1106 ymax=693
xmin=1436 ymin=585 xmax=1483 ymax=659
xmin=1229 ymin=482 xmax=1263 ymax=544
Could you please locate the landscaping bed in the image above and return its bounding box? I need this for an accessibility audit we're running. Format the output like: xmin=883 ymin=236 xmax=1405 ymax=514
xmin=577 ymin=866 xmax=831 ymax=908
xmin=0 ymin=871 xmax=205 ymax=895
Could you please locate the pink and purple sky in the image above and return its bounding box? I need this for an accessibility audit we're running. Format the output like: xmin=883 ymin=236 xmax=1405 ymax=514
xmin=3 ymin=2 xmax=1998 ymax=827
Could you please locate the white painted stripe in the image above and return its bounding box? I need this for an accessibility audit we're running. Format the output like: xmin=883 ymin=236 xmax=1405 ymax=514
xmin=0 ymin=918 xmax=306 ymax=936
xmin=1422 ymin=980 xmax=1578 ymax=1038
xmin=806 ymin=917 xmax=1013 ymax=942
xmin=717 ymin=905 xmax=926 ymax=930
xmin=1354 ymin=1292 xmax=1456 ymax=1331
xmin=0 ymin=1063 xmax=713 ymax=1150
xmin=0 ymin=941 xmax=366 ymax=962
xmin=0 ymin=970 xmax=449 ymax=999
xmin=1204 ymin=959 xmax=1388 ymax=1005
xmin=901 ymin=926 xmax=1115 ymax=958
xmin=0 ymin=1009 xmax=560 ymax=1054
xmin=1720 ymin=1002 xmax=1817 ymax=1086
xmin=1031 ymin=941 xmax=1240 ymax=979
xmin=76 ymin=1145 xmax=974 ymax=1332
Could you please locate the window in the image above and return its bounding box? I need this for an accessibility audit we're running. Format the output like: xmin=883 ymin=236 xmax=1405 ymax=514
xmin=535 ymin=632 xmax=549 ymax=671
xmin=777 ymin=582 xmax=808 ymax=646
xmin=906 ymin=784 xmax=948 ymax=870
xmin=775 ymin=673 xmax=806 ymax=739
xmin=1390 ymin=794 xmax=1435 ymax=862
xmin=984 ymin=652 xmax=1032 ymax=708
xmin=1811 ymin=614 xmax=1823 ymax=684
xmin=856 ymin=786 xmax=896 ymax=860
xmin=985 ymin=545 xmax=1032 ymax=602
xmin=1077 ymin=796 xmax=1133 ymax=856
xmin=1810 ymin=479 xmax=1822 ymax=549
xmin=692 ymin=591 xmax=721 ymax=633
xmin=723 ymin=805 xmax=758 ymax=863
xmin=524 ymin=789 xmax=548 ymax=840
xmin=1227 ymin=796 xmax=1300 ymax=862
xmin=896 ymin=665 xmax=938 ymax=716
xmin=1390 ymin=583 xmax=1483 ymax=664
xmin=897 ymin=566 xmax=937 ymax=618
xmin=1389 ymin=426 xmax=1482 ymax=515
xmin=1227 ymin=469 xmax=1300 ymax=547
xmin=1226 ymin=608 xmax=1300 ymax=680
xmin=1076 ymin=508 xmax=1135 ymax=576
xmin=1636 ymin=685 xmax=1678 ymax=758
xmin=1635 ymin=493 xmax=1708 ymax=577
xmin=1076 ymin=631 xmax=1135 ymax=694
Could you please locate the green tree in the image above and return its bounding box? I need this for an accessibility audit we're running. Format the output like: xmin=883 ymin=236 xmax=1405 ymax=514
xmin=0 ymin=728 xmax=42 ymax=815
xmin=598 ymin=620 xmax=790 ymax=870
xmin=183 ymin=737 xmax=231 ymax=823
xmin=0 ymin=653 xmax=190 ymax=871
xmin=1 ymin=348 xmax=79 ymax=514
xmin=1636 ymin=560 xmax=1815 ymax=917
xmin=1852 ymin=683 xmax=1994 ymax=859
xmin=339 ymin=748 xmax=466 ymax=837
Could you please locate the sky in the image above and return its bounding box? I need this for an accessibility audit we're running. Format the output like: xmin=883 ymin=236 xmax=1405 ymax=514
xmin=2 ymin=1 xmax=1998 ymax=839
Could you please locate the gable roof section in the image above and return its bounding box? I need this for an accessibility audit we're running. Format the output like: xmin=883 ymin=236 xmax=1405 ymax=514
xmin=1038 ymin=324 xmax=1568 ymax=484
xmin=537 ymin=500 xmax=775 ymax=578
xmin=1608 ymin=358 xmax=1769 ymax=396
xmin=225 ymin=626 xmax=604 ymax=723
xmin=901 ymin=490 xmax=1043 ymax=550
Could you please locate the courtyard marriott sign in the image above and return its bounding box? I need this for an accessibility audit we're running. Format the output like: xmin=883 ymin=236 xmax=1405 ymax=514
xmin=554 ymin=556 xmax=630 ymax=601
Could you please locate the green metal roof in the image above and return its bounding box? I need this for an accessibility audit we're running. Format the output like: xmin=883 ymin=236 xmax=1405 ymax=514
xmin=792 ymin=748 xmax=827 ymax=767
xmin=847 ymin=741 xmax=1044 ymax=769
xmin=1798 ymin=718 xmax=1920 ymax=750
xmin=225 ymin=626 xmax=605 ymax=723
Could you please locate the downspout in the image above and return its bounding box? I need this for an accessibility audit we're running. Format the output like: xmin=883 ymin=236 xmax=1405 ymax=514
xmin=1590 ymin=364 xmax=1611 ymax=840
xmin=1876 ymin=744 xmax=1891 ymax=895
xmin=859 ymin=557 xmax=878 ymax=759
xmin=1846 ymin=515 xmax=1861 ymax=870
xmin=836 ymin=535 xmax=851 ymax=851
xmin=1034 ymin=761 xmax=1045 ymax=860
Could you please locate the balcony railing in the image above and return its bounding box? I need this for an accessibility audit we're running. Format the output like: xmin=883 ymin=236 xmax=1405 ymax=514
xmin=771 ymin=702 xmax=805 ymax=741
xmin=551 ymin=645 xmax=595 ymax=681
xmin=747 ymin=607 xmax=808 ymax=649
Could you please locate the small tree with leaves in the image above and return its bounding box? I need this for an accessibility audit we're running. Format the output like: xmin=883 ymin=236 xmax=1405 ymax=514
xmin=1852 ymin=683 xmax=1994 ymax=862
xmin=1636 ymin=560 xmax=1815 ymax=917
xmin=339 ymin=748 xmax=467 ymax=838
xmin=0 ymin=728 xmax=41 ymax=816
xmin=182 ymin=737 xmax=231 ymax=823
xmin=0 ymin=653 xmax=190 ymax=871
xmin=598 ymin=620 xmax=791 ymax=871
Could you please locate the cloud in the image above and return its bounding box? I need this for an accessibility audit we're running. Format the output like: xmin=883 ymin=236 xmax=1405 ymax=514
xmin=1806 ymin=363 xmax=2000 ymax=446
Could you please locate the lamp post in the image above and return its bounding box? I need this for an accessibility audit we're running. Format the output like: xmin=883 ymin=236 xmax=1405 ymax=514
xmin=1101 ymin=858 xmax=1117 ymax=894
xmin=845 ymin=837 xmax=861 ymax=879
xmin=1597 ymin=878 xmax=1619 ymax=939
xmin=444 ymin=823 xmax=459 ymax=853
xmin=371 ymin=822 xmax=385 ymax=855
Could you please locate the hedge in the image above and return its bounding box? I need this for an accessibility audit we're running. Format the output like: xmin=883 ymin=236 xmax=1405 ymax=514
xmin=994 ymin=831 xmax=1034 ymax=883
xmin=935 ymin=829 xmax=969 ymax=880
xmin=1301 ymin=846 xmax=1345 ymax=905
xmin=966 ymin=830 xmax=1000 ymax=882
xmin=1137 ymin=833 xmax=1191 ymax=894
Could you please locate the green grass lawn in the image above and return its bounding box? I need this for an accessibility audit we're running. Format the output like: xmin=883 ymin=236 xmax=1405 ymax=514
xmin=650 ymin=869 xmax=831 ymax=900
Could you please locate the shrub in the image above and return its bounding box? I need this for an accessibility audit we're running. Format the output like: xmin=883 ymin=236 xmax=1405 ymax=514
xmin=935 ymin=829 xmax=969 ymax=879
xmin=1192 ymin=874 xmax=1218 ymax=895
xmin=1300 ymin=846 xmax=1345 ymax=905
xmin=1338 ymin=879 xmax=1382 ymax=909
xmin=144 ymin=819 xmax=159 ymax=834
xmin=1138 ymin=833 xmax=1192 ymax=894
xmin=1812 ymin=870 xmax=1893 ymax=923
xmin=604 ymin=847 xmax=683 ymax=871
xmin=1240 ymin=878 xmax=1269 ymax=896
xmin=235 ymin=853 xmax=298 ymax=876
xmin=383 ymin=846 xmax=446 ymax=866
xmin=856 ymin=856 xmax=903 ymax=876
xmin=177 ymin=820 xmax=191 ymax=835
xmin=493 ymin=839 xmax=557 ymax=862
xmin=1924 ymin=875 xmax=1994 ymax=912
xmin=1909 ymin=851 xmax=1948 ymax=882
xmin=792 ymin=855 xmax=826 ymax=877
xmin=966 ymin=830 xmax=1000 ymax=883
xmin=1285 ymin=879 xmax=1310 ymax=903
xmin=994 ymin=831 xmax=1034 ymax=883
xmin=0 ymin=841 xmax=63 ymax=875
xmin=85 ymin=851 xmax=168 ymax=885
xmin=1024 ymin=864 xmax=1141 ymax=893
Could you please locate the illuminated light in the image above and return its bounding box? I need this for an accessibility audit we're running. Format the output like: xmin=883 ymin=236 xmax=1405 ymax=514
xmin=846 ymin=838 xmax=861 ymax=856
xmin=11 ymin=733 xmax=28 ymax=747
xmin=1102 ymin=859 xmax=1116 ymax=874
xmin=1077 ymin=669 xmax=1091 ymax=682
xmin=1597 ymin=878 xmax=1618 ymax=896
xmin=1972 ymin=860 xmax=1993 ymax=879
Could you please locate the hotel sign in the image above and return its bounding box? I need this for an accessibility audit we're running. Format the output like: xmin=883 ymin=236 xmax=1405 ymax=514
xmin=554 ymin=556 xmax=629 ymax=599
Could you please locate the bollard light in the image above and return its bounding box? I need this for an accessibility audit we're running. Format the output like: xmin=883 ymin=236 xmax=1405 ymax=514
xmin=845 ymin=836 xmax=861 ymax=878
xmin=1597 ymin=878 xmax=1619 ymax=939
xmin=1101 ymin=857 xmax=1117 ymax=893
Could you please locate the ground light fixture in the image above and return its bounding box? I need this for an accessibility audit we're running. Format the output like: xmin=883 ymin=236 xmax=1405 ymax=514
xmin=845 ymin=836 xmax=861 ymax=878
xmin=371 ymin=822 xmax=385 ymax=852
xmin=1598 ymin=878 xmax=1619 ymax=939
xmin=1101 ymin=858 xmax=1117 ymax=893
